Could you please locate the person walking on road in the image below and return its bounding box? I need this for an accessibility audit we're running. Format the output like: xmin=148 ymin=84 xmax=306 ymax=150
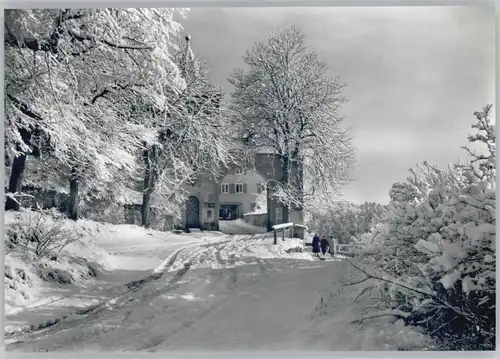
xmin=320 ymin=236 xmax=329 ymax=256
xmin=328 ymin=235 xmax=335 ymax=256
xmin=312 ymin=234 xmax=321 ymax=257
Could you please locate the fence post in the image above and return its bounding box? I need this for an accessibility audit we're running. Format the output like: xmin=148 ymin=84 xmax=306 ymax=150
xmin=273 ymin=230 xmax=277 ymax=245
xmin=282 ymin=229 xmax=285 ymax=242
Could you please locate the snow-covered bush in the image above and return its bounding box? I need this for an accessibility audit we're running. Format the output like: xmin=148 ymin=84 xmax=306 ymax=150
xmin=5 ymin=208 xmax=81 ymax=257
xmin=351 ymin=105 xmax=495 ymax=350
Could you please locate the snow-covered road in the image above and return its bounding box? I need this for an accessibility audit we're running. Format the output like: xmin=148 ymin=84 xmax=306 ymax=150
xmin=6 ymin=261 xmax=347 ymax=351
xmin=6 ymin=242 xmax=363 ymax=351
xmin=6 ymin=230 xmax=433 ymax=352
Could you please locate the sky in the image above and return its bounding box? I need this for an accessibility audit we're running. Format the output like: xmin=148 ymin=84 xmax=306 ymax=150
xmin=178 ymin=6 xmax=495 ymax=204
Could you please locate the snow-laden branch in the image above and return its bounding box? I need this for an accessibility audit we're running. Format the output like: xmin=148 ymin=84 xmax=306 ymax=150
xmin=67 ymin=28 xmax=153 ymax=51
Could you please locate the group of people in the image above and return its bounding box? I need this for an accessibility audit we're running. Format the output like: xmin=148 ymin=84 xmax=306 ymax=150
xmin=311 ymin=234 xmax=333 ymax=257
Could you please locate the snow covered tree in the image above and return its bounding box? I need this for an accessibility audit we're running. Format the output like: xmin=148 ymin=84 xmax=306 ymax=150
xmin=137 ymin=35 xmax=235 ymax=228
xmin=459 ymin=104 xmax=495 ymax=180
xmin=351 ymin=105 xmax=496 ymax=350
xmin=228 ymin=25 xmax=355 ymax=222
xmin=4 ymin=9 xmax=187 ymax=218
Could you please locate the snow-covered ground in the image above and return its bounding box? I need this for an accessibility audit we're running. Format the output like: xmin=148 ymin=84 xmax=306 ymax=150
xmin=5 ymin=212 xmax=307 ymax=336
xmin=5 ymin=212 xmax=221 ymax=331
xmin=5 ymin=212 xmax=435 ymax=351
xmin=218 ymin=219 xmax=268 ymax=234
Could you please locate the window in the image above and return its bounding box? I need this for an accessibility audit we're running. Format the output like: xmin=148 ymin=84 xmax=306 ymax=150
xmin=235 ymin=183 xmax=244 ymax=194
xmin=221 ymin=183 xmax=229 ymax=194
xmin=207 ymin=210 xmax=212 ymax=218
xmin=275 ymin=206 xmax=283 ymax=224
xmin=235 ymin=168 xmax=244 ymax=175
xmin=257 ymin=183 xmax=266 ymax=194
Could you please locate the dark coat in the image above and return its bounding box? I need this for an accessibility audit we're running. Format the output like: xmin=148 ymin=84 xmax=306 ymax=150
xmin=312 ymin=236 xmax=321 ymax=253
xmin=320 ymin=238 xmax=329 ymax=252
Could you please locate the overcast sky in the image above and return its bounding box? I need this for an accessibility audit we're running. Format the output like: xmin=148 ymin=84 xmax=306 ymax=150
xmin=179 ymin=6 xmax=495 ymax=204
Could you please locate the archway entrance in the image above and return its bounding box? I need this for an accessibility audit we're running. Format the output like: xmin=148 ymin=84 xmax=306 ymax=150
xmin=185 ymin=196 xmax=200 ymax=229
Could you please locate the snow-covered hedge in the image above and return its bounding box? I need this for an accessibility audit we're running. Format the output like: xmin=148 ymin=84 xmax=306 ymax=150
xmin=352 ymin=105 xmax=495 ymax=350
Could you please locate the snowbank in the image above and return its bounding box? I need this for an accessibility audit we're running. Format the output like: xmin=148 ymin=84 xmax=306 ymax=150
xmin=4 ymin=211 xmax=111 ymax=315
xmin=218 ymin=219 xmax=268 ymax=234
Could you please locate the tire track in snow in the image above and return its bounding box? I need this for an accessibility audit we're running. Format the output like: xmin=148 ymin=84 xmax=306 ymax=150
xmin=112 ymin=238 xmax=234 ymax=314
xmin=138 ymin=242 xmax=246 ymax=351
xmin=6 ymin=235 xmax=266 ymax=351
xmin=64 ymin=246 xmax=231 ymax=351
xmin=142 ymin=237 xmax=280 ymax=351
xmin=5 ymin=244 xmax=193 ymax=346
xmin=33 ymin=238 xmax=232 ymax=348
xmin=135 ymin=236 xmax=261 ymax=351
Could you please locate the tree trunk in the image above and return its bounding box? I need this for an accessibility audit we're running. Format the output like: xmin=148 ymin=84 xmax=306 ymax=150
xmin=296 ymin=160 xmax=304 ymax=211
xmin=5 ymin=127 xmax=33 ymax=211
xmin=142 ymin=190 xmax=152 ymax=228
xmin=69 ymin=167 xmax=79 ymax=220
xmin=142 ymin=145 xmax=157 ymax=229
xmin=281 ymin=154 xmax=290 ymax=224
xmin=214 ymin=179 xmax=220 ymax=231
xmin=5 ymin=154 xmax=28 ymax=211
xmin=266 ymin=182 xmax=273 ymax=231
